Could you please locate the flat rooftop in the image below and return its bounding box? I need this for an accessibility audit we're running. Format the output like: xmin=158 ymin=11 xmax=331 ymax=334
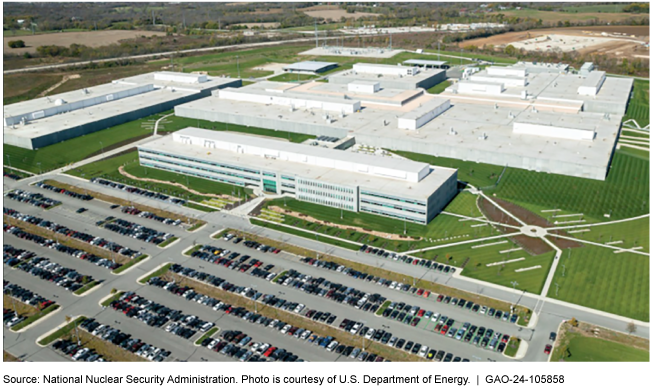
xmin=329 ymin=66 xmax=446 ymax=85
xmin=403 ymin=59 xmax=448 ymax=67
xmin=283 ymin=61 xmax=337 ymax=72
xmin=141 ymin=128 xmax=457 ymax=199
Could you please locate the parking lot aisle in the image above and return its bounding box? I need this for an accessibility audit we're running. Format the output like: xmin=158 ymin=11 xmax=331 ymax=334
xmin=206 ymin=238 xmax=523 ymax=339
xmin=92 ymin=308 xmax=231 ymax=362
xmin=3 ymin=328 xmax=72 ymax=362
xmin=3 ymin=267 xmax=76 ymax=308
xmin=169 ymin=259 xmax=503 ymax=362
xmin=3 ymin=233 xmax=111 ymax=283
xmin=136 ymin=286 xmax=348 ymax=362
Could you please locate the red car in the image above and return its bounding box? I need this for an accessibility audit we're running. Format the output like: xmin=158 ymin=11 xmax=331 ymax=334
xmin=423 ymin=291 xmax=430 ymax=298
xmin=544 ymin=344 xmax=552 ymax=354
xmin=417 ymin=309 xmax=425 ymax=317
xmin=263 ymin=347 xmax=277 ymax=357
xmin=434 ymin=324 xmax=443 ymax=332
xmin=441 ymin=325 xmax=449 ymax=335
xmin=412 ymin=259 xmax=419 ymax=265
xmin=416 ymin=289 xmax=424 ymax=296
xmin=437 ymin=294 xmax=444 ymax=302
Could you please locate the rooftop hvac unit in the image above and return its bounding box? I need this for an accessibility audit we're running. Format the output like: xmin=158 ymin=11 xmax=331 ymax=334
xmin=478 ymin=132 xmax=487 ymax=140
xmin=494 ymin=103 xmax=499 ymax=110
xmin=449 ymin=127 xmax=457 ymax=136
xmin=532 ymin=107 xmax=538 ymax=113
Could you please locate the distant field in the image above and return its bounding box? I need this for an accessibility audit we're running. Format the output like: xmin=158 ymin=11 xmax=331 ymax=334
xmin=3 ymin=30 xmax=166 ymax=54
xmin=561 ymin=4 xmax=627 ymax=13
xmin=302 ymin=6 xmax=378 ymax=21
xmin=267 ymin=73 xmax=320 ymax=82
xmin=426 ymin=80 xmax=452 ymax=94
xmin=491 ymin=9 xmax=645 ymax=22
xmin=550 ymin=246 xmax=649 ymax=321
xmin=551 ymin=322 xmax=649 ymax=361
xmin=3 ymin=73 xmax=62 ymax=105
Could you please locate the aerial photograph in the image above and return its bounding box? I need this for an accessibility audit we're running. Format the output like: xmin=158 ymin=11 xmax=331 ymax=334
xmin=2 ymin=1 xmax=649 ymax=365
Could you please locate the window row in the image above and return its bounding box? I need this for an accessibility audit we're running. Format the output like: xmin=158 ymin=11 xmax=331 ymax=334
xmin=139 ymin=149 xmax=260 ymax=175
xmin=298 ymin=179 xmax=354 ymax=194
xmin=360 ymin=190 xmax=426 ymax=207
xmin=297 ymin=188 xmax=354 ymax=202
xmin=142 ymin=162 xmax=244 ymax=187
xmin=140 ymin=156 xmax=258 ymax=184
xmin=298 ymin=195 xmax=355 ymax=211
xmin=360 ymin=199 xmax=426 ymax=215
xmin=360 ymin=206 xmax=426 ymax=224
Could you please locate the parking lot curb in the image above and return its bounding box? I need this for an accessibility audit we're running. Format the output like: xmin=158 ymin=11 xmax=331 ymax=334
xmin=97 ymin=290 xmax=125 ymax=307
xmin=73 ymin=282 xmax=103 ymax=298
xmin=159 ymin=237 xmax=181 ymax=250
xmin=137 ymin=262 xmax=173 ymax=285
xmin=12 ymin=305 xmax=62 ymax=334
xmin=209 ymin=228 xmax=226 ymax=240
xmin=503 ymin=338 xmax=528 ymax=360
xmin=113 ymin=255 xmax=151 ymax=276
xmin=181 ymin=245 xmax=199 ymax=257
xmin=35 ymin=315 xmax=82 ymax=347
xmin=187 ymin=222 xmax=208 ymax=233
xmin=193 ymin=326 xmax=221 ymax=347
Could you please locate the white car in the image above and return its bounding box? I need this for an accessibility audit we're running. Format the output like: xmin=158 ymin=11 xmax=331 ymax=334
xmin=326 ymin=341 xmax=339 ymax=352
xmin=364 ymin=328 xmax=375 ymax=340
xmin=431 ymin=312 xmax=440 ymax=322
xmin=294 ymin=304 xmax=305 ymax=314
xmin=418 ymin=345 xmax=428 ymax=358
xmin=389 ymin=281 xmax=397 ymax=289
xmin=300 ymin=330 xmax=312 ymax=340
xmin=280 ymin=325 xmax=292 ymax=334
xmin=388 ymin=337 xmax=397 ymax=347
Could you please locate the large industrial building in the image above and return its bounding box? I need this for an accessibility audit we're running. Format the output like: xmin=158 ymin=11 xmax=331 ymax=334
xmin=3 ymin=72 xmax=240 ymax=150
xmin=175 ymin=61 xmax=633 ymax=181
xmin=138 ymin=127 xmax=458 ymax=224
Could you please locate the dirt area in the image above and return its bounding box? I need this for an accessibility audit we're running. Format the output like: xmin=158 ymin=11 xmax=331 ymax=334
xmin=4 ymin=30 xmax=166 ymax=54
xmin=479 ymin=196 xmax=582 ymax=254
xmin=303 ymin=8 xmax=378 ymax=21
xmin=267 ymin=205 xmax=419 ymax=241
xmin=478 ymin=197 xmax=552 ymax=255
xmin=232 ymin=22 xmax=280 ymax=28
xmin=253 ymin=62 xmax=289 ymax=73
xmin=459 ymin=26 xmax=649 ymax=59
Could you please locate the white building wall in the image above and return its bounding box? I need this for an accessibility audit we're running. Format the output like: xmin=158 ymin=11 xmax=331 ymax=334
xmin=513 ymin=122 xmax=595 ymax=141
xmin=487 ymin=67 xmax=527 ymax=77
xmin=470 ymin=75 xmax=527 ymax=87
xmin=578 ymin=71 xmax=605 ymax=96
xmin=171 ymin=131 xmax=425 ymax=183
xmin=154 ymin=72 xmax=207 ymax=84
xmin=353 ymin=63 xmax=418 ymax=77
xmin=348 ymin=81 xmax=380 ymax=94
xmin=217 ymin=89 xmax=360 ymax=113
xmin=457 ymin=81 xmax=504 ymax=95
xmin=398 ymin=100 xmax=451 ymax=130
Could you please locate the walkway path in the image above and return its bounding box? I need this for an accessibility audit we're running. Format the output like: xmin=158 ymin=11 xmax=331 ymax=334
xmin=153 ymin=113 xmax=174 ymax=136
xmin=548 ymin=232 xmax=649 ymax=256
xmin=547 ymin=214 xmax=649 ymax=231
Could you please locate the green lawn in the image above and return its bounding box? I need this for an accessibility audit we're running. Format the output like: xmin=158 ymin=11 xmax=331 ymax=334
xmin=623 ymin=79 xmax=649 ymax=128
xmin=426 ymin=80 xmax=452 ymax=94
xmin=442 ymin=191 xmax=481 ymax=217
xmin=573 ymin=216 xmax=649 ymax=253
xmin=37 ymin=316 xmax=87 ymax=346
xmin=416 ymin=242 xmax=555 ymax=294
xmin=194 ymin=326 xmax=220 ymax=345
xmin=3 ymin=73 xmax=63 ymax=105
xmin=101 ymin=291 xmax=124 ymax=307
xmin=494 ymin=151 xmax=649 ymax=221
xmin=250 ymin=218 xmax=361 ymax=251
xmin=3 ymin=111 xmax=167 ymax=173
xmin=422 ymin=49 xmax=519 ymax=65
xmin=561 ymin=4 xmax=627 ymax=13
xmin=551 ymin=334 xmax=649 ymax=362
xmin=550 ymin=246 xmax=649 ymax=321
xmin=617 ymin=146 xmax=649 ymax=161
xmin=263 ymin=196 xmax=500 ymax=252
xmin=138 ymin=263 xmax=172 ymax=284
xmin=390 ymin=150 xmax=503 ymax=188
xmin=112 ymin=254 xmax=148 ymax=275
xmin=267 ymin=73 xmax=320 ymax=82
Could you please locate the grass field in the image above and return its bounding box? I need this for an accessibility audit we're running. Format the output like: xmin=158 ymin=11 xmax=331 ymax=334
xmin=2 ymin=111 xmax=164 ymax=173
xmin=561 ymin=4 xmax=624 ymax=13
xmin=391 ymin=150 xmax=503 ymax=188
xmin=11 ymin=304 xmax=60 ymax=331
xmin=551 ymin=322 xmax=649 ymax=362
xmin=493 ymin=8 xmax=642 ymax=22
xmin=504 ymin=337 xmax=521 ymax=357
xmin=427 ymin=80 xmax=452 ymax=94
xmin=100 ymin=291 xmax=124 ymax=307
xmin=263 ymin=196 xmax=500 ymax=252
xmin=267 ymin=73 xmax=320 ymax=82
xmin=574 ymin=216 xmax=649 ymax=253
xmin=423 ymin=49 xmax=519 ymax=65
xmin=442 ymin=191 xmax=482 ymax=217
xmin=617 ymin=146 xmax=649 ymax=161
xmin=3 ymin=73 xmax=62 ymax=105
xmin=623 ymin=80 xmax=649 ymax=128
xmin=138 ymin=263 xmax=172 ymax=284
xmin=495 ymin=151 xmax=649 ymax=221
xmin=250 ymin=218 xmax=361 ymax=251
xmin=73 ymin=281 xmax=100 ymax=296
xmin=416 ymin=241 xmax=555 ymax=294
xmin=550 ymin=246 xmax=649 ymax=321
xmin=194 ymin=327 xmax=220 ymax=345
xmin=112 ymin=254 xmax=148 ymax=275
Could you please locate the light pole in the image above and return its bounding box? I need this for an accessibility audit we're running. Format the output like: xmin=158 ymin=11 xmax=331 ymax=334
xmin=252 ymin=284 xmax=257 ymax=313
xmin=555 ymin=282 xmax=560 ymax=296
xmin=510 ymin=280 xmax=519 ymax=291
xmin=6 ymin=154 xmax=11 ymax=168
xmin=99 ymin=141 xmax=104 ymax=156
xmin=236 ymin=55 xmax=240 ymax=79
xmin=37 ymin=162 xmax=42 ymax=175
xmin=562 ymin=264 xmax=566 ymax=277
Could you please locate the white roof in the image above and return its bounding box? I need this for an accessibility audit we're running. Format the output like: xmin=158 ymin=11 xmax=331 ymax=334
xmin=403 ymin=59 xmax=448 ymax=66
xmin=283 ymin=61 xmax=337 ymax=72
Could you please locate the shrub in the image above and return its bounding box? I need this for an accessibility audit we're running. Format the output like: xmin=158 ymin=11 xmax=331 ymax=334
xmin=8 ymin=40 xmax=25 ymax=48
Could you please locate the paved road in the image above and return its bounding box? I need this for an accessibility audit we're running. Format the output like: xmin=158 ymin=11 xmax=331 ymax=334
xmin=3 ymin=173 xmax=648 ymax=363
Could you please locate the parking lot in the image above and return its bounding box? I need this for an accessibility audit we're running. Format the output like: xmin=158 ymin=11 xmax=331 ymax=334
xmin=3 ymin=177 xmax=540 ymax=362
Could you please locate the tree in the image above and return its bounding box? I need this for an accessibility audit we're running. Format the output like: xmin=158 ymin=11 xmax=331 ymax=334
xmin=8 ymin=40 xmax=25 ymax=48
xmin=504 ymin=44 xmax=517 ymax=56
xmin=627 ymin=321 xmax=637 ymax=335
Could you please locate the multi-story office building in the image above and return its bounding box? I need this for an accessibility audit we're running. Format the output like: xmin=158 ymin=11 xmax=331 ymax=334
xmin=137 ymin=127 xmax=458 ymax=224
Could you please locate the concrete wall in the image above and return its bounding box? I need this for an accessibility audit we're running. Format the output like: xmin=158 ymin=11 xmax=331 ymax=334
xmin=426 ymin=169 xmax=458 ymax=222
xmin=513 ymin=122 xmax=595 ymax=141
